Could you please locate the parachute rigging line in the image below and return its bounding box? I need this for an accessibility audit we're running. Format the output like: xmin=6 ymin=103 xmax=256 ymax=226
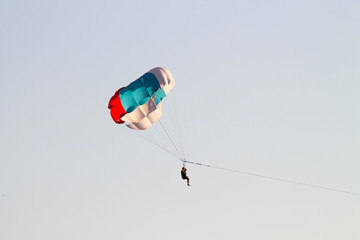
xmin=129 ymin=126 xmax=181 ymax=160
xmin=150 ymin=96 xmax=185 ymax=161
xmin=144 ymin=119 xmax=180 ymax=156
xmin=155 ymin=112 xmax=184 ymax=160
xmin=183 ymin=160 xmax=360 ymax=197
xmin=171 ymin=93 xmax=186 ymax=158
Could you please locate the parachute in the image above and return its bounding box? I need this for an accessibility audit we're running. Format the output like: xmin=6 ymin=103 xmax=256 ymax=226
xmin=108 ymin=67 xmax=185 ymax=160
xmin=108 ymin=67 xmax=175 ymax=130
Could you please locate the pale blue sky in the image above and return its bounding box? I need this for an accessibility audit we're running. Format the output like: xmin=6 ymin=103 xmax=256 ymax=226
xmin=1 ymin=0 xmax=360 ymax=239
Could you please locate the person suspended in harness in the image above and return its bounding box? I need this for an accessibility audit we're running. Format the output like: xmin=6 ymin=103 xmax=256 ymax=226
xmin=181 ymin=163 xmax=190 ymax=186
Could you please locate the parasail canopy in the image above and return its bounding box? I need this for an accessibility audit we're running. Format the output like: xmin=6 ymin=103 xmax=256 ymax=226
xmin=108 ymin=67 xmax=175 ymax=130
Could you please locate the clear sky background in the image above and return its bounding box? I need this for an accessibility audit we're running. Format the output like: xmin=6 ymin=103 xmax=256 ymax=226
xmin=1 ymin=0 xmax=360 ymax=239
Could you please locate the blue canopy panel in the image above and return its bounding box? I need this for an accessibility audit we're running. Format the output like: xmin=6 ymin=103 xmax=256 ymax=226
xmin=119 ymin=72 xmax=166 ymax=113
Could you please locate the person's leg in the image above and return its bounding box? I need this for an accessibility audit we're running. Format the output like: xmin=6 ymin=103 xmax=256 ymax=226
xmin=186 ymin=177 xmax=190 ymax=186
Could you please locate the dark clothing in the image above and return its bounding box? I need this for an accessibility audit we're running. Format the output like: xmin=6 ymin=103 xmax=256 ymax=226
xmin=181 ymin=167 xmax=190 ymax=186
xmin=181 ymin=171 xmax=187 ymax=180
xmin=181 ymin=168 xmax=187 ymax=179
